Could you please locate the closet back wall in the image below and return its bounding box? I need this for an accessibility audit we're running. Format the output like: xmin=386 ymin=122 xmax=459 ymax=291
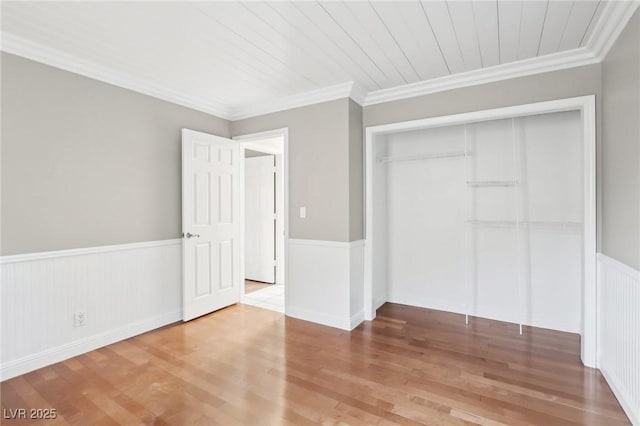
xmin=1 ymin=53 xmax=230 ymax=255
xmin=378 ymin=111 xmax=584 ymax=333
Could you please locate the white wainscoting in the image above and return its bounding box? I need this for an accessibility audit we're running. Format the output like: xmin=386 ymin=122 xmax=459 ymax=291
xmin=287 ymin=239 xmax=364 ymax=331
xmin=1 ymin=239 xmax=182 ymax=381
xmin=598 ymin=253 xmax=640 ymax=425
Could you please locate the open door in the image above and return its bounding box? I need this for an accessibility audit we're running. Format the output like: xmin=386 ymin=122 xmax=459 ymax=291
xmin=182 ymin=128 xmax=240 ymax=321
xmin=245 ymin=155 xmax=276 ymax=283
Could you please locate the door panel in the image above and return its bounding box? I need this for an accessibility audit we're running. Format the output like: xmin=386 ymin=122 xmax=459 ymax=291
xmin=182 ymin=129 xmax=240 ymax=321
xmin=245 ymin=155 xmax=276 ymax=283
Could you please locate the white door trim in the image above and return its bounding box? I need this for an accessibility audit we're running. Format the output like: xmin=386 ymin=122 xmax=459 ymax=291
xmin=234 ymin=128 xmax=289 ymax=313
xmin=364 ymin=95 xmax=597 ymax=367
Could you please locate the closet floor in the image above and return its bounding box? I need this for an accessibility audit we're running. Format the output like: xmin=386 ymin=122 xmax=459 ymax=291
xmin=0 ymin=303 xmax=629 ymax=425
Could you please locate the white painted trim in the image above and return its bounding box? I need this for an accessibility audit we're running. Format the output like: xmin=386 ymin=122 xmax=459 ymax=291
xmin=361 ymin=1 xmax=637 ymax=108
xmin=348 ymin=81 xmax=368 ymax=106
xmin=234 ymin=128 xmax=289 ymax=311
xmin=287 ymin=238 xmax=364 ymax=248
xmin=600 ymin=366 xmax=640 ymax=426
xmin=286 ymin=306 xmax=355 ymax=331
xmin=1 ymin=310 xmax=181 ymax=381
xmin=588 ymin=0 xmax=640 ymax=61
xmin=582 ymin=95 xmax=598 ymax=368
xmin=241 ymin=141 xmax=283 ymax=157
xmin=3 ymin=1 xmax=635 ymax=121
xmin=233 ymin=127 xmax=290 ymax=144
xmin=0 ymin=238 xmax=181 ymax=264
xmin=364 ymin=95 xmax=598 ymax=367
xmin=597 ymin=253 xmax=640 ymax=279
xmin=363 ymin=48 xmax=598 ymax=107
xmin=228 ymin=82 xmax=357 ymax=121
xmin=350 ymin=310 xmax=365 ymax=330
xmin=0 ymin=33 xmax=232 ymax=119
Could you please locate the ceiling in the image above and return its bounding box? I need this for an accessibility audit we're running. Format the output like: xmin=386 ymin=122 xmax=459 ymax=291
xmin=1 ymin=1 xmax=637 ymax=120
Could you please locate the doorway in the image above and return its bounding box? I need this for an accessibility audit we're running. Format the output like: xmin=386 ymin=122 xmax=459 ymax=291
xmin=235 ymin=129 xmax=288 ymax=314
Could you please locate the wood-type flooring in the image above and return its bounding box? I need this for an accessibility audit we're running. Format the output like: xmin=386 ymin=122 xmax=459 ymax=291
xmin=0 ymin=303 xmax=629 ymax=425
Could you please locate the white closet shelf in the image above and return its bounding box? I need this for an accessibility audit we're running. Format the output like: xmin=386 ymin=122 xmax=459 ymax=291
xmin=466 ymin=180 xmax=518 ymax=187
xmin=378 ymin=151 xmax=468 ymax=163
xmin=466 ymin=220 xmax=583 ymax=230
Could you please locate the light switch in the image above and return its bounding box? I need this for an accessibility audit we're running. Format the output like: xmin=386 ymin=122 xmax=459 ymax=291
xmin=299 ymin=207 xmax=306 ymax=219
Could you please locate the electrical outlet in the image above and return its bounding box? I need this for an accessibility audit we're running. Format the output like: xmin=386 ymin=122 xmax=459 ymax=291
xmin=74 ymin=311 xmax=85 ymax=327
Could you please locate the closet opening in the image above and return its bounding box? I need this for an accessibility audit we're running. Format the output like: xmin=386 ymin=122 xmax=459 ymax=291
xmin=364 ymin=96 xmax=597 ymax=367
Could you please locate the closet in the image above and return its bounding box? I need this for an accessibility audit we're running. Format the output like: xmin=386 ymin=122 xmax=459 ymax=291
xmin=367 ymin=107 xmax=590 ymax=335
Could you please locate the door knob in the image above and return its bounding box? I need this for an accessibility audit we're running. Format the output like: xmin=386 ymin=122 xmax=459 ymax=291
xmin=184 ymin=232 xmax=200 ymax=239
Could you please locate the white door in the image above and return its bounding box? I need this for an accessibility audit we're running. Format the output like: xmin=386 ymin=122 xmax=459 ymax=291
xmin=182 ymin=129 xmax=240 ymax=321
xmin=245 ymin=155 xmax=276 ymax=283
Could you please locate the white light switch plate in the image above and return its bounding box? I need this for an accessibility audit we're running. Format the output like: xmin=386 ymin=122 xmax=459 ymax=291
xmin=299 ymin=207 xmax=306 ymax=218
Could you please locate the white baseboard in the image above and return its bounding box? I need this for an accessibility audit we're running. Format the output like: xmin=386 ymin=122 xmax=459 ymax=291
xmin=374 ymin=298 xmax=386 ymax=312
xmin=600 ymin=364 xmax=640 ymax=426
xmin=1 ymin=310 xmax=181 ymax=381
xmin=350 ymin=310 xmax=364 ymax=330
xmin=1 ymin=239 xmax=182 ymax=381
xmin=286 ymin=305 xmax=353 ymax=331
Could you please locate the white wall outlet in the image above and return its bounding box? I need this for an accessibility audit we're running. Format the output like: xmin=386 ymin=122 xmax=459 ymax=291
xmin=74 ymin=311 xmax=85 ymax=327
xmin=299 ymin=207 xmax=306 ymax=219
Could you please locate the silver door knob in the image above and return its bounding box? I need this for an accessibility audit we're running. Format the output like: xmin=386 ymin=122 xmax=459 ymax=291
xmin=185 ymin=232 xmax=200 ymax=239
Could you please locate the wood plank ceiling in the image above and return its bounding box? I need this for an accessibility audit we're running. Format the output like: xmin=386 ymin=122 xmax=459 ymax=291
xmin=1 ymin=1 xmax=606 ymax=118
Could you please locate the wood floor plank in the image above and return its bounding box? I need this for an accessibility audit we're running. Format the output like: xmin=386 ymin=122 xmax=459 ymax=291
xmin=1 ymin=303 xmax=630 ymax=425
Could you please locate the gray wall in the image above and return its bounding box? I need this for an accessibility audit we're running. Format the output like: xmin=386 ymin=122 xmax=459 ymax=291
xmin=601 ymin=10 xmax=640 ymax=270
xmin=349 ymin=99 xmax=364 ymax=241
xmin=363 ymin=64 xmax=604 ymax=250
xmin=5 ymin=29 xmax=637 ymax=262
xmin=1 ymin=53 xmax=230 ymax=255
xmin=364 ymin=64 xmax=602 ymax=127
xmin=231 ymin=99 xmax=354 ymax=242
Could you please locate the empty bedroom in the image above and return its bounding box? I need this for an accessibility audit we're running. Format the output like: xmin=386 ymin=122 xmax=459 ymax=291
xmin=1 ymin=1 xmax=639 ymax=425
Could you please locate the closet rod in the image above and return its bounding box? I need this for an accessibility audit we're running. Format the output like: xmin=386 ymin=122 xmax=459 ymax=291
xmin=466 ymin=180 xmax=518 ymax=187
xmin=378 ymin=151 xmax=467 ymax=163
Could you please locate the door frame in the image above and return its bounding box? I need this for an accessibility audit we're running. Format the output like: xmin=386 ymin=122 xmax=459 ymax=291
xmin=364 ymin=96 xmax=597 ymax=367
xmin=233 ymin=128 xmax=289 ymax=312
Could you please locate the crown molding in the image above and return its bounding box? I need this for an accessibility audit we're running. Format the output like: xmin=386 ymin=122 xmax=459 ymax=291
xmin=362 ymin=47 xmax=599 ymax=106
xmin=2 ymin=1 xmax=637 ymax=121
xmin=0 ymin=32 xmax=234 ymax=120
xmin=227 ymin=81 xmax=357 ymax=121
xmin=587 ymin=0 xmax=639 ymax=61
xmin=361 ymin=0 xmax=639 ymax=108
xmin=348 ymin=81 xmax=368 ymax=106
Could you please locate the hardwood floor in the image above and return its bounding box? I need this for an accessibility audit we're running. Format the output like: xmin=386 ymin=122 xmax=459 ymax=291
xmin=1 ymin=303 xmax=629 ymax=425
xmin=244 ymin=279 xmax=272 ymax=294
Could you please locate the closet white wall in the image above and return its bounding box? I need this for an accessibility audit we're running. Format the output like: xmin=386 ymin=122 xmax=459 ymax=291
xmin=371 ymin=110 xmax=583 ymax=334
